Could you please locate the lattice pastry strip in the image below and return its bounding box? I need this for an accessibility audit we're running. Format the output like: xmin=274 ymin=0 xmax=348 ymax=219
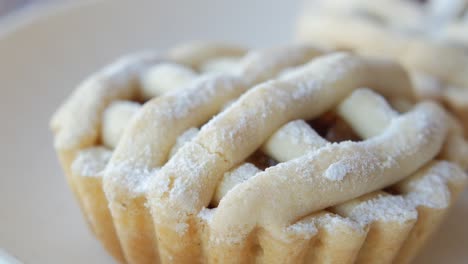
xmin=52 ymin=44 xmax=468 ymax=264
xmin=296 ymin=1 xmax=468 ymax=136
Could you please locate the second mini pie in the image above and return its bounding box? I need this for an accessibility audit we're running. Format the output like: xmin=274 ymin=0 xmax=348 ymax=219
xmin=296 ymin=0 xmax=468 ymax=137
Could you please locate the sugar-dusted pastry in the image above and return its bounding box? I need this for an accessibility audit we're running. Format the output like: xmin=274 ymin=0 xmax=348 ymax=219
xmin=51 ymin=42 xmax=467 ymax=264
xmin=296 ymin=0 xmax=468 ymax=136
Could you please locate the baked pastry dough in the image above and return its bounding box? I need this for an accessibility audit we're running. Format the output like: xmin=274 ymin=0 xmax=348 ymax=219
xmin=51 ymin=42 xmax=467 ymax=264
xmin=296 ymin=0 xmax=468 ymax=136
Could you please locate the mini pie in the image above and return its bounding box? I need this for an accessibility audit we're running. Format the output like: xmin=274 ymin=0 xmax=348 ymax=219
xmin=51 ymin=42 xmax=468 ymax=264
xmin=300 ymin=0 xmax=468 ymax=30
xmin=296 ymin=0 xmax=468 ymax=136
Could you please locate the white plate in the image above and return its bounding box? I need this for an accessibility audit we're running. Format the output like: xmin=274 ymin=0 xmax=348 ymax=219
xmin=0 ymin=0 xmax=466 ymax=263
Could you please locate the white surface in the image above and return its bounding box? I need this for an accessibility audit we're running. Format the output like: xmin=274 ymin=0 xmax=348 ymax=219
xmin=0 ymin=0 xmax=466 ymax=263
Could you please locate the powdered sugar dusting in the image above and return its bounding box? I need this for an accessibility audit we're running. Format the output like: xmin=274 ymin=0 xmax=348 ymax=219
xmin=404 ymin=161 xmax=466 ymax=208
xmin=105 ymin=160 xmax=160 ymax=195
xmin=296 ymin=140 xmax=396 ymax=186
xmin=324 ymin=161 xmax=349 ymax=181
xmin=150 ymin=74 xmax=242 ymax=121
xmin=72 ymin=147 xmax=112 ymax=177
xmin=52 ymin=52 xmax=164 ymax=150
xmin=169 ymin=127 xmax=200 ymax=157
xmin=314 ymin=213 xmax=365 ymax=234
xmin=285 ymin=221 xmax=318 ymax=239
xmin=198 ymin=207 xmax=215 ymax=224
xmin=213 ymin=163 xmax=261 ymax=204
xmin=147 ymin=142 xmax=225 ymax=230
xmin=175 ymin=222 xmax=189 ymax=234
xmin=275 ymin=120 xmax=326 ymax=146
xmin=348 ymin=195 xmax=417 ymax=224
xmin=238 ymin=45 xmax=320 ymax=84
xmin=279 ymin=52 xmax=354 ymax=88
